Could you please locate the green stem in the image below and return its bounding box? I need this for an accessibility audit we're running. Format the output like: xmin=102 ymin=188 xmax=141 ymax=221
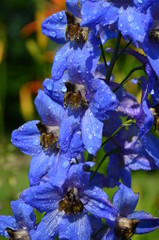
xmin=116 ymin=39 xmax=132 ymax=59
xmin=113 ymin=65 xmax=145 ymax=93
xmin=89 ymin=148 xmax=119 ymax=182
xmin=101 ymin=119 xmax=136 ymax=148
xmin=106 ymin=31 xmax=122 ymax=82
xmin=100 ymin=39 xmax=108 ymax=70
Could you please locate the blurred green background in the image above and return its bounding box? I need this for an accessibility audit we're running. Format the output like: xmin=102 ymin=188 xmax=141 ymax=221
xmin=0 ymin=0 xmax=159 ymax=239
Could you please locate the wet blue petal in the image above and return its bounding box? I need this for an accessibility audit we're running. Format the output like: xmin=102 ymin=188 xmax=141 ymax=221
xmin=134 ymin=0 xmax=158 ymax=12
xmin=29 ymin=151 xmax=56 ymax=186
xmin=59 ymin=213 xmax=91 ymax=240
xmin=128 ymin=211 xmax=159 ymax=234
xmin=118 ymin=6 xmax=152 ymax=43
xmin=89 ymin=79 xmax=118 ymax=121
xmin=59 ymin=109 xmax=80 ymax=153
xmin=32 ymin=210 xmax=64 ymax=240
xmin=113 ymin=184 xmax=139 ymax=217
xmin=11 ymin=120 xmax=41 ymax=156
xmin=20 ymin=182 xmax=62 ymax=213
xmin=64 ymin=162 xmax=94 ymax=190
xmin=83 ymin=186 xmax=118 ymax=223
xmin=142 ymin=133 xmax=159 ymax=168
xmin=11 ymin=200 xmax=35 ymax=231
xmin=67 ymin=43 xmax=100 ymax=84
xmin=81 ymin=1 xmax=118 ymax=27
xmin=35 ymin=90 xmax=64 ymax=126
xmin=43 ymin=74 xmax=69 ymax=105
xmin=51 ymin=42 xmax=73 ymax=80
xmin=66 ymin=0 xmax=81 ymax=18
xmin=144 ymin=40 xmax=159 ymax=77
xmin=48 ymin=153 xmax=71 ymax=188
xmin=82 ymin=109 xmax=103 ymax=155
xmin=41 ymin=10 xmax=67 ymax=44
xmin=68 ymin=131 xmax=84 ymax=157
xmin=124 ymin=139 xmax=157 ymax=171
xmin=0 ymin=216 xmax=17 ymax=238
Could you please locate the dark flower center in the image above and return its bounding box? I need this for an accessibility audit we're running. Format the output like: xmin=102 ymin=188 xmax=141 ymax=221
xmin=65 ymin=11 xmax=89 ymax=42
xmin=150 ymin=103 xmax=159 ymax=130
xmin=114 ymin=217 xmax=140 ymax=240
xmin=64 ymin=81 xmax=88 ymax=110
xmin=58 ymin=187 xmax=83 ymax=215
xmin=149 ymin=20 xmax=159 ymax=42
xmin=36 ymin=122 xmax=59 ymax=150
xmin=6 ymin=228 xmax=30 ymax=240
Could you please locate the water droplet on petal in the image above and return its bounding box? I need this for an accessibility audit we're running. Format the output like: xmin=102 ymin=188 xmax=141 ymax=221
xmin=51 ymin=31 xmax=56 ymax=38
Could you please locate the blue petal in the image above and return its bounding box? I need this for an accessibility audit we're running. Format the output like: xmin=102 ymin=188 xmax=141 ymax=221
xmin=58 ymin=109 xmax=80 ymax=153
xmin=43 ymin=74 xmax=69 ymax=105
xmin=81 ymin=1 xmax=118 ymax=27
xmin=89 ymin=79 xmax=118 ymax=121
xmin=35 ymin=90 xmax=64 ymax=126
xmin=142 ymin=133 xmax=159 ymax=168
xmin=32 ymin=210 xmax=64 ymax=240
xmin=0 ymin=216 xmax=17 ymax=238
xmin=106 ymin=153 xmax=120 ymax=188
xmin=20 ymin=182 xmax=62 ymax=213
xmin=68 ymin=130 xmax=84 ymax=158
xmin=113 ymin=183 xmax=139 ymax=216
xmin=41 ymin=10 xmax=67 ymax=44
xmin=134 ymin=0 xmax=158 ymax=12
xmin=101 ymin=228 xmax=118 ymax=240
xmin=124 ymin=139 xmax=157 ymax=171
xmin=11 ymin=120 xmax=41 ymax=156
xmin=83 ymin=186 xmax=118 ymax=223
xmin=89 ymin=215 xmax=103 ymax=239
xmin=144 ymin=40 xmax=159 ymax=77
xmin=138 ymin=100 xmax=154 ymax=139
xmin=66 ymin=0 xmax=81 ymax=18
xmin=51 ymin=42 xmax=73 ymax=80
xmin=29 ymin=151 xmax=56 ymax=186
xmin=82 ymin=109 xmax=103 ymax=155
xmin=118 ymin=6 xmax=152 ymax=43
xmin=67 ymin=43 xmax=100 ymax=84
xmin=120 ymin=167 xmax=131 ymax=188
xmin=11 ymin=200 xmax=35 ymax=231
xmin=64 ymin=162 xmax=94 ymax=190
xmin=48 ymin=153 xmax=71 ymax=188
xmin=128 ymin=211 xmax=159 ymax=234
xmin=59 ymin=213 xmax=91 ymax=240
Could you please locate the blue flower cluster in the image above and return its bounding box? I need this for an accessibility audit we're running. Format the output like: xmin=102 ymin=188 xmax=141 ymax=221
xmin=1 ymin=1 xmax=159 ymax=239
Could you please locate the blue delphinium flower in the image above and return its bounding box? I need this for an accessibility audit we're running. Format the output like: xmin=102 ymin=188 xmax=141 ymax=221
xmin=101 ymin=184 xmax=159 ymax=239
xmin=80 ymin=0 xmax=156 ymax=43
xmin=20 ymin=162 xmax=118 ymax=240
xmin=41 ymin=1 xmax=101 ymax=81
xmin=104 ymin=121 xmax=158 ymax=188
xmin=43 ymin=67 xmax=118 ymax=155
xmin=136 ymin=2 xmax=159 ymax=77
xmin=11 ymin=89 xmax=84 ymax=186
xmin=0 ymin=200 xmax=36 ymax=239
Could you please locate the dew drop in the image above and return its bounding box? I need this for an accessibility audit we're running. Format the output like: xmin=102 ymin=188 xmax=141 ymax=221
xmin=127 ymin=14 xmax=134 ymax=23
xmin=51 ymin=31 xmax=56 ymax=38
xmin=88 ymin=134 xmax=93 ymax=140
xmin=58 ymin=12 xmax=64 ymax=20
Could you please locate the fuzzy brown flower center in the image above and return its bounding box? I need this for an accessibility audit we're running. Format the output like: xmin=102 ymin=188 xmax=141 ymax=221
xmin=58 ymin=187 xmax=83 ymax=215
xmin=64 ymin=81 xmax=88 ymax=110
xmin=36 ymin=122 xmax=59 ymax=150
xmin=65 ymin=11 xmax=89 ymax=42
xmin=114 ymin=217 xmax=140 ymax=240
xmin=6 ymin=228 xmax=30 ymax=240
